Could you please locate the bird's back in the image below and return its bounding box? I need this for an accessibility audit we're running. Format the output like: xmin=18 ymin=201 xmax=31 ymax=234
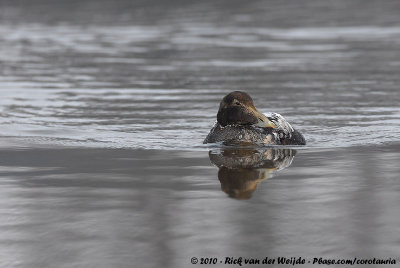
xmin=204 ymin=112 xmax=306 ymax=145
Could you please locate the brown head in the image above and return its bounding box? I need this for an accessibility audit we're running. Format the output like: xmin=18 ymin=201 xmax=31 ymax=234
xmin=217 ymin=91 xmax=276 ymax=128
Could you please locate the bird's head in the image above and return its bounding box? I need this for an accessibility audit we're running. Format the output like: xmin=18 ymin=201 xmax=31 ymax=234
xmin=217 ymin=91 xmax=276 ymax=128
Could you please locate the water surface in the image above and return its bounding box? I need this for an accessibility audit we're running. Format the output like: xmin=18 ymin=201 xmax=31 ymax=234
xmin=0 ymin=0 xmax=400 ymax=267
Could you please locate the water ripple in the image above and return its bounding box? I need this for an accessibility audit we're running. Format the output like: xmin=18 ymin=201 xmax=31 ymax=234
xmin=1 ymin=23 xmax=400 ymax=149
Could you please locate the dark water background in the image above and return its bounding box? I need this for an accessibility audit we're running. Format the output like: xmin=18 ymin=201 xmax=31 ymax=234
xmin=0 ymin=0 xmax=400 ymax=267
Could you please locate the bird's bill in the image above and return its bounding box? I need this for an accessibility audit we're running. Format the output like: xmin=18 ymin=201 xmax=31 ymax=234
xmin=248 ymin=107 xmax=276 ymax=128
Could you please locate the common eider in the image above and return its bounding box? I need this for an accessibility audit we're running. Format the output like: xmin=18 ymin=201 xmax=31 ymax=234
xmin=203 ymin=91 xmax=306 ymax=145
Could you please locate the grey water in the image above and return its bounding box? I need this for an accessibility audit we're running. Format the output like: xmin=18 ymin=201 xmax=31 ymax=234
xmin=1 ymin=0 xmax=400 ymax=267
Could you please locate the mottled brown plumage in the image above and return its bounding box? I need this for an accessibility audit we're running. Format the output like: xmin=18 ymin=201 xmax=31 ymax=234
xmin=204 ymin=91 xmax=306 ymax=145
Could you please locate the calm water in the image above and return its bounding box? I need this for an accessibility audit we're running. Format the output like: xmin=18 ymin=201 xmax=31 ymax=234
xmin=1 ymin=0 xmax=400 ymax=267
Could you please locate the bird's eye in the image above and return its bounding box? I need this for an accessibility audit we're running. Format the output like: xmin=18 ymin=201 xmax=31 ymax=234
xmin=235 ymin=101 xmax=240 ymax=105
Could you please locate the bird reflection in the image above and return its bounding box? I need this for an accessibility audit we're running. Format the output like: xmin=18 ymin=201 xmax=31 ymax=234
xmin=209 ymin=148 xmax=296 ymax=200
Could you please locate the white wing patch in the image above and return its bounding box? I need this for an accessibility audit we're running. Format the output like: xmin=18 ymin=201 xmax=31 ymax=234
xmin=263 ymin=112 xmax=294 ymax=138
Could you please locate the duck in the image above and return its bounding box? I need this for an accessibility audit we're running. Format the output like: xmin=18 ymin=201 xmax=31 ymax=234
xmin=203 ymin=91 xmax=306 ymax=145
